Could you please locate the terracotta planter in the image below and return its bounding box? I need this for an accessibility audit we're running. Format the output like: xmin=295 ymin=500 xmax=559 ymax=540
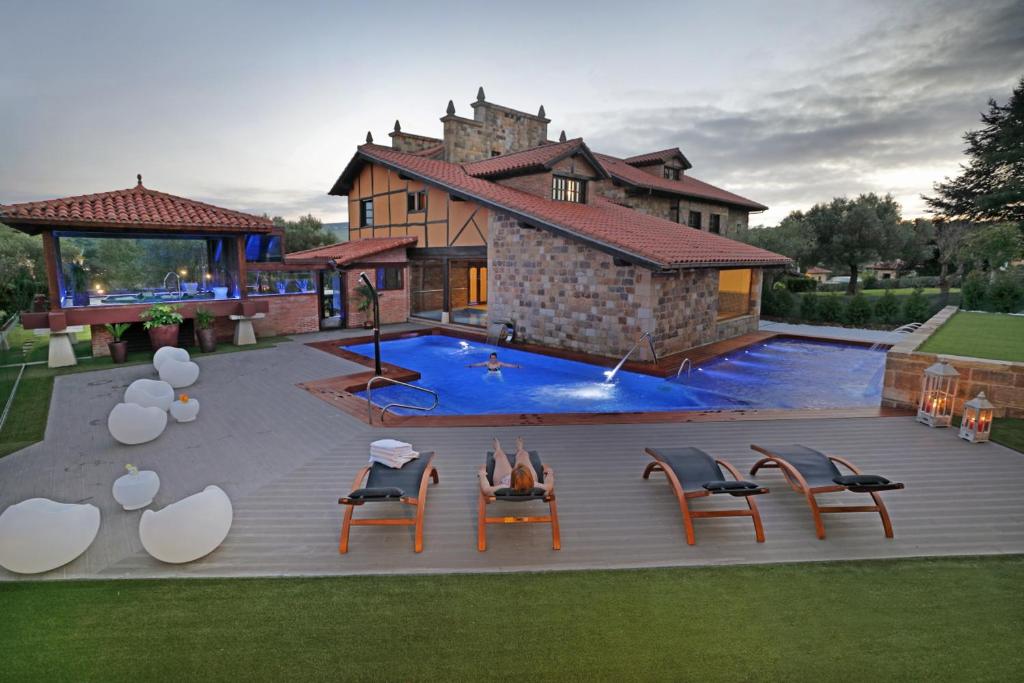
xmin=147 ymin=324 xmax=179 ymax=350
xmin=196 ymin=328 xmax=217 ymax=353
xmin=108 ymin=340 xmax=128 ymax=364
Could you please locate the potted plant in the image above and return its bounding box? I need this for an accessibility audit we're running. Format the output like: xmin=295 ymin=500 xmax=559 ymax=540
xmin=354 ymin=282 xmax=375 ymax=329
xmin=140 ymin=303 xmax=183 ymax=350
xmin=104 ymin=322 xmax=131 ymax=363
xmin=194 ymin=307 xmax=217 ymax=353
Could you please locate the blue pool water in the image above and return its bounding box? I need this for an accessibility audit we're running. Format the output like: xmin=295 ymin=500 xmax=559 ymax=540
xmin=349 ymin=335 xmax=886 ymax=415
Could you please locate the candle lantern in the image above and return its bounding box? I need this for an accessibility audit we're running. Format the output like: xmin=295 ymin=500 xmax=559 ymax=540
xmin=959 ymin=392 xmax=994 ymax=444
xmin=916 ymin=362 xmax=959 ymax=427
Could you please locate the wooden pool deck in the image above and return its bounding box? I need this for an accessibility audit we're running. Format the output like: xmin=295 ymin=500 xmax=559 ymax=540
xmin=1 ymin=327 xmax=1022 ymax=581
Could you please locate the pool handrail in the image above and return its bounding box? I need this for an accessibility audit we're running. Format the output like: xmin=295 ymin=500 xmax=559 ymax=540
xmin=676 ymin=357 xmax=692 ymax=380
xmin=366 ymin=375 xmax=439 ymax=424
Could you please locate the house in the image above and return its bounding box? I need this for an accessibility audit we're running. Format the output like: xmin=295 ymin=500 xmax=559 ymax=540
xmin=319 ymin=89 xmax=788 ymax=360
xmin=863 ymin=261 xmax=906 ymax=281
xmin=804 ymin=266 xmax=832 ymax=283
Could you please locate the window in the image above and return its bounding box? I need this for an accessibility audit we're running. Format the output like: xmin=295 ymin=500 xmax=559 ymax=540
xmin=669 ymin=204 xmax=679 ymax=223
xmin=709 ymin=214 xmax=721 ymax=234
xmin=663 ymin=166 xmax=681 ymax=180
xmin=359 ymin=198 xmax=374 ymax=227
xmin=376 ymin=266 xmax=403 ymax=291
xmin=552 ymin=176 xmax=586 ymax=203
xmin=244 ymin=234 xmax=282 ymax=262
xmin=407 ymin=190 xmax=426 ymax=213
xmin=717 ymin=268 xmax=753 ymax=320
xmin=246 ymin=270 xmax=315 ymax=296
xmin=688 ymin=210 xmax=702 ymax=229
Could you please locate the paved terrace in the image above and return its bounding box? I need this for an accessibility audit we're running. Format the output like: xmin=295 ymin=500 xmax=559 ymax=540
xmin=1 ymin=325 xmax=1022 ymax=580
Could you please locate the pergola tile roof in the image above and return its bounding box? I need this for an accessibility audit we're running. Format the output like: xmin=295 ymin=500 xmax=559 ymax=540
xmin=332 ymin=145 xmax=787 ymax=270
xmin=0 ymin=180 xmax=273 ymax=234
xmin=286 ymin=236 xmax=417 ymax=265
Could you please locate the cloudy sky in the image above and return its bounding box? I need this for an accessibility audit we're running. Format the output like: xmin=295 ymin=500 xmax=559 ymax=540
xmin=1 ymin=0 xmax=1021 ymax=226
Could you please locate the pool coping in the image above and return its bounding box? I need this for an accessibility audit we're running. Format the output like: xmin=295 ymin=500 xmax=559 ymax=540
xmin=301 ymin=328 xmax=902 ymax=427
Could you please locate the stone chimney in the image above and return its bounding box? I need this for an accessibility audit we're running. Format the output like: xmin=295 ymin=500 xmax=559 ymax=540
xmin=440 ymin=88 xmax=551 ymax=163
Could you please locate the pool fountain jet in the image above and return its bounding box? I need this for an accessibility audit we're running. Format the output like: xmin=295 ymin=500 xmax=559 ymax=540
xmin=604 ymin=331 xmax=657 ymax=383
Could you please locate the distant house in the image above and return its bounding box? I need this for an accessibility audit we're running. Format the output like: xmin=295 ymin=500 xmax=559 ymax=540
xmin=864 ymin=261 xmax=907 ymax=281
xmin=804 ymin=266 xmax=831 ymax=283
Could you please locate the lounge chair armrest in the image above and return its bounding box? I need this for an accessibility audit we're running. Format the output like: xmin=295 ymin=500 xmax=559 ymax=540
xmin=833 ymin=474 xmax=905 ymax=493
xmin=340 ymin=487 xmax=405 ymax=504
xmin=703 ymin=480 xmax=767 ymax=497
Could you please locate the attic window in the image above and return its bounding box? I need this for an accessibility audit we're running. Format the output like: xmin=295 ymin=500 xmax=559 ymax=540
xmin=663 ymin=166 xmax=681 ymax=180
xmin=552 ymin=176 xmax=586 ymax=203
xmin=407 ymin=190 xmax=426 ymax=213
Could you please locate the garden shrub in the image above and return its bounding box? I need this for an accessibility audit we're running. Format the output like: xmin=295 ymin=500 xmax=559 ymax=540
xmin=799 ymin=293 xmax=819 ymax=321
xmin=902 ymin=287 xmax=931 ymax=323
xmin=783 ymin=276 xmax=818 ymax=293
xmin=762 ymin=286 xmax=794 ymax=318
xmin=817 ymin=295 xmax=843 ymax=323
xmin=874 ymin=289 xmax=901 ymax=325
xmin=862 ymin=274 xmax=878 ymax=290
xmin=844 ymin=294 xmax=873 ymax=326
xmin=961 ymin=272 xmax=988 ymax=310
xmin=987 ymin=273 xmax=1024 ymax=313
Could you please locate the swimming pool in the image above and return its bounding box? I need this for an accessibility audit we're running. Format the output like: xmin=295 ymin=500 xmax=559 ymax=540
xmin=346 ymin=335 xmax=886 ymax=416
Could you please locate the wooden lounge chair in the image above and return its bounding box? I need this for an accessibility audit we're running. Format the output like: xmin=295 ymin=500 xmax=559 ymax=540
xmin=478 ymin=451 xmax=560 ymax=552
xmin=749 ymin=444 xmax=904 ymax=540
xmin=643 ymin=447 xmax=768 ymax=545
xmin=338 ymin=452 xmax=438 ymax=554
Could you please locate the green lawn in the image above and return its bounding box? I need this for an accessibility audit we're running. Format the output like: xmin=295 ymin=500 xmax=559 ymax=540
xmin=1 ymin=557 xmax=1021 ymax=681
xmin=0 ymin=335 xmax=289 ymax=458
xmin=917 ymin=311 xmax=1024 ymax=362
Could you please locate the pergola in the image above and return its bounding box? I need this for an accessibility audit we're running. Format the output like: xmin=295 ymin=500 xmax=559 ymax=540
xmin=0 ymin=176 xmax=278 ymax=366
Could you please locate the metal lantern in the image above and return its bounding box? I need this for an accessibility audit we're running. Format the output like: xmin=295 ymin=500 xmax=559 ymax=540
xmin=916 ymin=362 xmax=959 ymax=428
xmin=959 ymin=392 xmax=995 ymax=444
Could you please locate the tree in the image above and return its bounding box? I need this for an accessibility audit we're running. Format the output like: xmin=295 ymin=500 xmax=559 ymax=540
xmin=924 ymin=76 xmax=1024 ymax=225
xmin=804 ymin=194 xmax=902 ymax=294
xmin=932 ymin=220 xmax=977 ymax=294
xmin=736 ymin=213 xmax=817 ymax=279
xmin=964 ymin=223 xmax=1024 ymax=278
xmin=273 ymin=214 xmax=334 ymax=253
xmin=0 ymin=223 xmax=45 ymax=314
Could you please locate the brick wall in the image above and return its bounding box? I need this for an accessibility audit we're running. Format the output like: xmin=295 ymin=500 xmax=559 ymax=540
xmin=251 ymin=293 xmax=320 ymax=337
xmin=488 ymin=211 xmax=761 ymax=360
xmin=882 ymin=306 xmax=1024 ymax=418
xmin=442 ymin=99 xmax=549 ymax=163
xmin=344 ymin=267 xmax=410 ymax=328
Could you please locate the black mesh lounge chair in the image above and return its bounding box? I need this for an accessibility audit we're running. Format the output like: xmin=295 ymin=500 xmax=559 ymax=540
xmin=338 ymin=451 xmax=438 ymax=553
xmin=643 ymin=447 xmax=768 ymax=545
xmin=749 ymin=444 xmax=904 ymax=540
xmin=477 ymin=451 xmax=560 ymax=552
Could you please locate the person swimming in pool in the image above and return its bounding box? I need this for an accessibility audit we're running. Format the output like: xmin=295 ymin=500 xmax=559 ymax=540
xmin=479 ymin=437 xmax=548 ymax=495
xmin=468 ymin=352 xmax=520 ymax=372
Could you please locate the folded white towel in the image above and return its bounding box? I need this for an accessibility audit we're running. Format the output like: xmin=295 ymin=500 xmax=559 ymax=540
xmin=369 ymin=450 xmax=420 ymax=468
xmin=371 ymin=439 xmax=413 ymax=451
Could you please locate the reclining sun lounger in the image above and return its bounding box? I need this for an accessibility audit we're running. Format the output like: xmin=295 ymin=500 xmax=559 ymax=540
xmin=749 ymin=444 xmax=904 ymax=540
xmin=643 ymin=447 xmax=768 ymax=545
xmin=338 ymin=451 xmax=438 ymax=553
xmin=477 ymin=451 xmax=560 ymax=552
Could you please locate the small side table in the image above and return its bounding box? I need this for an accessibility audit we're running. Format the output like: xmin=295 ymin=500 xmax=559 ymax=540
xmin=229 ymin=313 xmax=266 ymax=346
xmin=112 ymin=470 xmax=161 ymax=511
xmin=170 ymin=398 xmax=200 ymax=423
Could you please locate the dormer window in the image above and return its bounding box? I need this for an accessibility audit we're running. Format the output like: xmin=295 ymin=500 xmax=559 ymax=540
xmin=552 ymin=176 xmax=586 ymax=203
xmin=663 ymin=166 xmax=681 ymax=181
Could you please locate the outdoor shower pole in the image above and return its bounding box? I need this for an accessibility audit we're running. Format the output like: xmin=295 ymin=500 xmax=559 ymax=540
xmin=359 ymin=272 xmax=383 ymax=376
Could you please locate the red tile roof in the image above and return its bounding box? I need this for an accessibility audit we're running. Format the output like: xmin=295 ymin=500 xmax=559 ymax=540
xmin=463 ymin=138 xmax=607 ymax=179
xmin=413 ymin=143 xmax=445 ymax=158
xmin=0 ymin=179 xmax=273 ymax=235
xmin=595 ymin=153 xmax=768 ymax=211
xmin=624 ymin=147 xmax=692 ymax=170
xmin=331 ymin=145 xmax=787 ymax=270
xmin=286 ymin=236 xmax=417 ymax=265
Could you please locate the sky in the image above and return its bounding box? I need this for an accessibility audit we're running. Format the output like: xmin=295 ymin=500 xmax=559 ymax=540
xmin=1 ymin=0 xmax=1021 ymax=227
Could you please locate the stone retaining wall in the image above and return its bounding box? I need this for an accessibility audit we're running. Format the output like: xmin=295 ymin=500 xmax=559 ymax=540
xmin=882 ymin=306 xmax=1024 ymax=418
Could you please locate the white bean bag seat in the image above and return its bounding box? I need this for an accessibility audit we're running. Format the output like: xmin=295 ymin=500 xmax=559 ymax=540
xmin=153 ymin=346 xmax=190 ymax=372
xmin=158 ymin=359 xmax=200 ymax=389
xmin=124 ymin=378 xmax=175 ymax=411
xmin=108 ymin=403 xmax=168 ymax=445
xmin=0 ymin=498 xmax=100 ymax=574
xmin=139 ymin=485 xmax=233 ymax=564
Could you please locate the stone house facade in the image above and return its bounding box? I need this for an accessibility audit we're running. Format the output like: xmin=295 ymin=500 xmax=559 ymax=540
xmin=327 ymin=89 xmax=787 ymax=359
